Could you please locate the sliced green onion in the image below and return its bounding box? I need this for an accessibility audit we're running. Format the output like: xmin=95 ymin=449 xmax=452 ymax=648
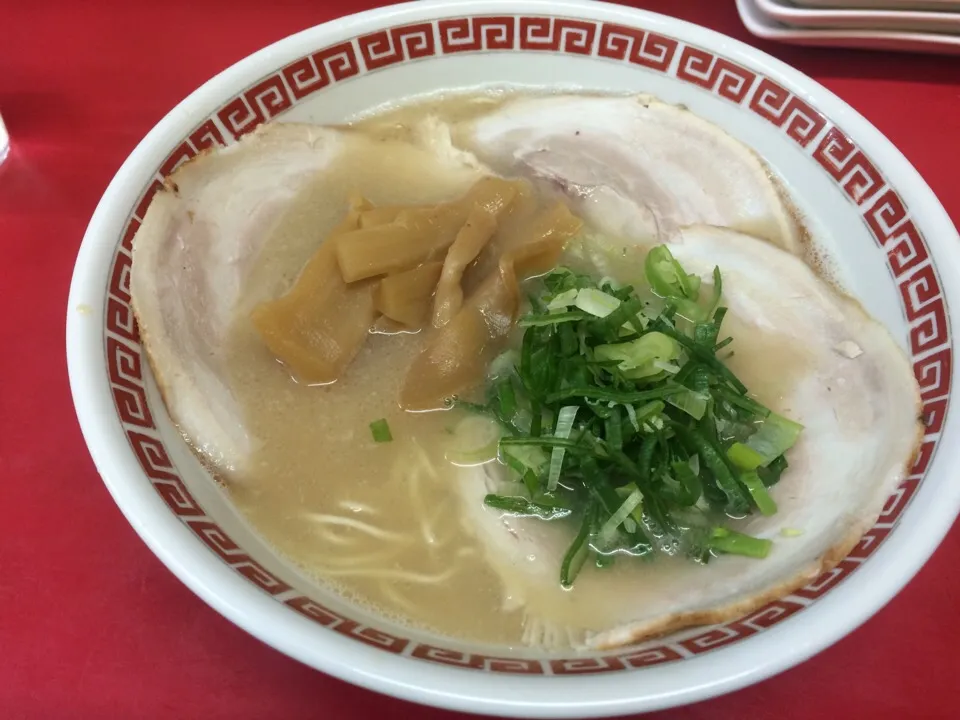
xmin=759 ymin=454 xmax=789 ymax=487
xmin=671 ymin=460 xmax=703 ymax=507
xmin=575 ymin=288 xmax=622 ymax=318
xmin=501 ymin=448 xmax=545 ymax=496
xmin=671 ymin=297 xmax=707 ymax=323
xmin=604 ymin=408 xmax=623 ymax=451
xmin=521 ymin=469 xmax=539 ymax=496
xmin=746 ymin=413 xmax=804 ymax=465
xmin=554 ymin=327 xmax=574 ymax=361
xmin=547 ymin=288 xmax=580 ymax=309
xmin=613 ymin=482 xmax=646 ymax=526
xmin=780 ymin=527 xmax=804 ymax=537
xmin=694 ymin=320 xmax=720 ymax=348
xmin=500 ymin=436 xmax=589 ymax=453
xmin=739 ymin=470 xmax=778 ymax=516
xmin=714 ymin=336 xmax=733 ymax=352
xmin=369 ymin=418 xmax=392 ymax=443
xmin=621 ymin=314 xmax=649 ymax=334
xmin=498 ymin=380 xmax=517 ymax=420
xmin=709 ymin=527 xmax=772 ymax=559
xmin=501 ymin=444 xmax=548 ymax=475
xmin=598 ymin=276 xmax=621 ymax=291
xmin=716 ymin=386 xmax=771 ymax=419
xmin=546 ymin=384 xmax=682 ymax=405
xmin=524 ymin=401 xmax=540 ymax=439
xmin=603 ymin=296 xmax=647 ymax=336
xmin=683 ymin=427 xmax=749 ymax=515
xmin=561 ymin=503 xmax=595 ymax=588
xmin=518 ymin=311 xmax=588 ymax=327
xmin=652 ymin=360 xmax=681 ymax=375
xmin=667 ymin=389 xmax=709 ymax=420
xmin=547 ymin=406 xmax=579 ymax=491
xmin=624 ymin=403 xmax=640 ymax=432
xmin=689 ymin=365 xmax=712 ymax=395
xmin=706 ymin=266 xmax=723 ymax=314
xmin=594 ymin=331 xmax=680 ymax=378
xmin=598 ymin=487 xmax=644 ymax=549
xmin=484 ymin=495 xmax=572 ymax=520
xmin=727 ymin=442 xmax=765 ymax=471
xmin=652 ymin=319 xmax=748 ymax=394
xmin=634 ymin=400 xmax=665 ymax=425
xmin=644 ymin=245 xmax=700 ymax=300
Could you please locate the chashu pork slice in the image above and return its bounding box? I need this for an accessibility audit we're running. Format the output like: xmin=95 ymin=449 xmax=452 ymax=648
xmin=131 ymin=124 xmax=345 ymax=472
xmin=454 ymin=94 xmax=803 ymax=253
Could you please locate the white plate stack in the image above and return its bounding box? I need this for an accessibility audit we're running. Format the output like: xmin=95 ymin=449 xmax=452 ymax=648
xmin=736 ymin=0 xmax=960 ymax=53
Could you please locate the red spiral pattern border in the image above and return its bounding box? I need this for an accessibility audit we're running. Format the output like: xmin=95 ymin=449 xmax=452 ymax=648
xmin=101 ymin=14 xmax=951 ymax=675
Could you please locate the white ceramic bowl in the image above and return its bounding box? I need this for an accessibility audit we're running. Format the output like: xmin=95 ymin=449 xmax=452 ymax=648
xmin=66 ymin=1 xmax=960 ymax=716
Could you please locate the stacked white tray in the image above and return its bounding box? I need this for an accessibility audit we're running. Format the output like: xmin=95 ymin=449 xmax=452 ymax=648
xmin=737 ymin=0 xmax=960 ymax=53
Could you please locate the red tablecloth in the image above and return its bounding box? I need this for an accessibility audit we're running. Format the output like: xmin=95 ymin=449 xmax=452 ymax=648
xmin=3 ymin=1 xmax=959 ymax=718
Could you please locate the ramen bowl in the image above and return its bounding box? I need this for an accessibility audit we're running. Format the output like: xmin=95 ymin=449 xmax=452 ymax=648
xmin=66 ymin=0 xmax=960 ymax=716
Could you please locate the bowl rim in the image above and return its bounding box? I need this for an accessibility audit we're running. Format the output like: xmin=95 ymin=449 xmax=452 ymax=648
xmin=66 ymin=0 xmax=960 ymax=716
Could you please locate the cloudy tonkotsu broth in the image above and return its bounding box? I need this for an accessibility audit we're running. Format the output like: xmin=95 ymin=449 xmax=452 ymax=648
xmin=221 ymin=93 xmax=810 ymax=648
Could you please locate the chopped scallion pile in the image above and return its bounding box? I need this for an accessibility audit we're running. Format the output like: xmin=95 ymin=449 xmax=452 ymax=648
xmin=467 ymin=245 xmax=802 ymax=587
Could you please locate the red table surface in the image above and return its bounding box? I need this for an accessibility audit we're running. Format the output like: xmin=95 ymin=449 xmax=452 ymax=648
xmin=3 ymin=1 xmax=960 ymax=718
